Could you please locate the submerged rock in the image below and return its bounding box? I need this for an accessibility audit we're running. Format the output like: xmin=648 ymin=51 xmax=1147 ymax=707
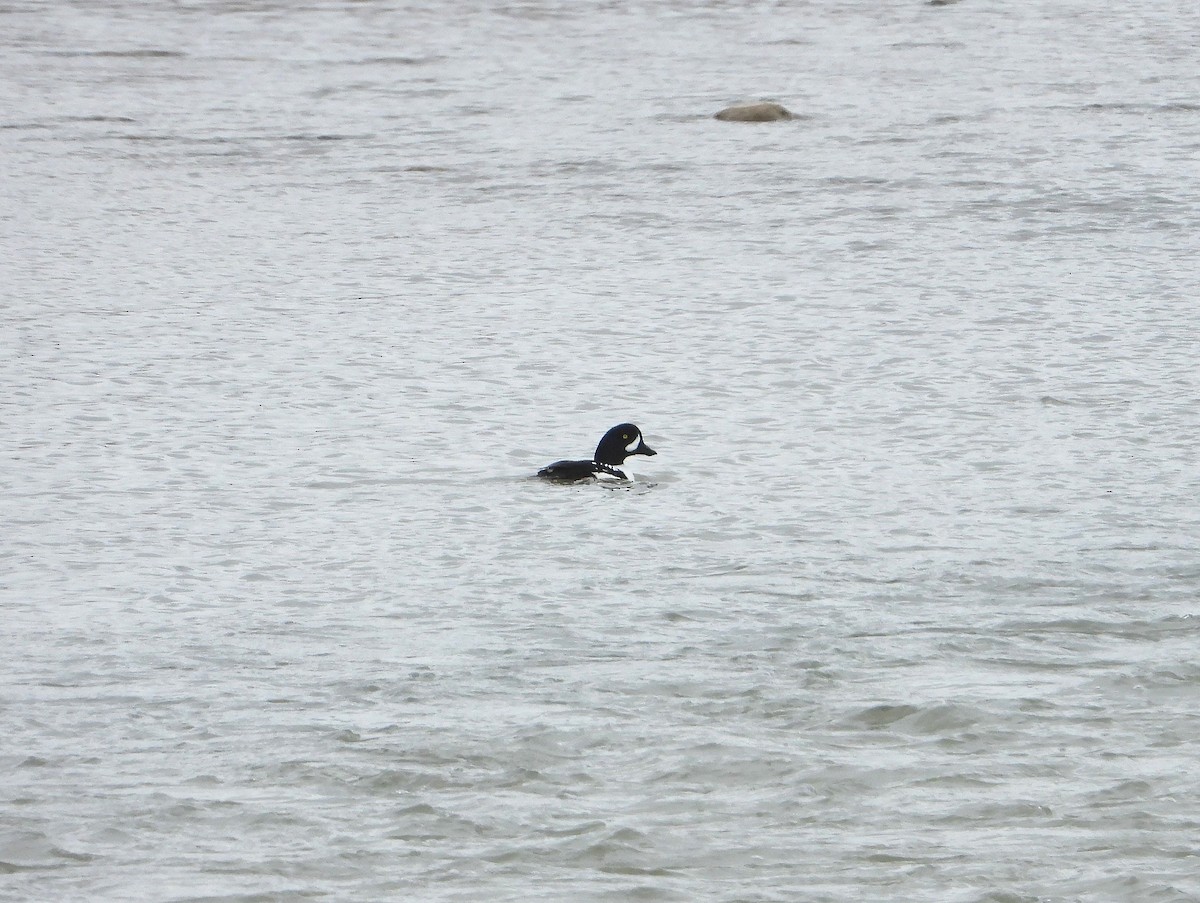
xmin=714 ymin=102 xmax=795 ymax=122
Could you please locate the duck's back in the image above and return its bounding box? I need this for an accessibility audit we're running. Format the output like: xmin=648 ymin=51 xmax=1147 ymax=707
xmin=537 ymin=459 xmax=599 ymax=483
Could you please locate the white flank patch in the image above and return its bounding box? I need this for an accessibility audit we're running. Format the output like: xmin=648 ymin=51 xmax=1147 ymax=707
xmin=595 ymin=465 xmax=631 ymax=482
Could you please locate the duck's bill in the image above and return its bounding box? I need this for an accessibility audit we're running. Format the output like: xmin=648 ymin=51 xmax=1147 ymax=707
xmin=637 ymin=442 xmax=657 ymax=457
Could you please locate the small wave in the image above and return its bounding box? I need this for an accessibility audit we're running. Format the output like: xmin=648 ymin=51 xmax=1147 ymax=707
xmin=842 ymin=702 xmax=983 ymax=734
xmin=44 ymin=49 xmax=184 ymax=58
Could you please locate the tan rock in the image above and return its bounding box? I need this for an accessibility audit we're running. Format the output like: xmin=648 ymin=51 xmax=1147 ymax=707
xmin=714 ymin=102 xmax=795 ymax=122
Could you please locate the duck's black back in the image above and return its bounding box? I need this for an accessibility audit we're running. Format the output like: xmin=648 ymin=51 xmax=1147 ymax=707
xmin=536 ymin=460 xmax=597 ymax=483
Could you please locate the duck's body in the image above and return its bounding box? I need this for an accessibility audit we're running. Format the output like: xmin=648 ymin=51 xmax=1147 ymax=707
xmin=537 ymin=460 xmax=634 ymax=482
xmin=537 ymin=423 xmax=656 ymax=484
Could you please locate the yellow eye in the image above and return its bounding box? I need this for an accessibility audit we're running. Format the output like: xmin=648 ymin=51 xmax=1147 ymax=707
xmin=622 ymin=434 xmax=629 ymax=440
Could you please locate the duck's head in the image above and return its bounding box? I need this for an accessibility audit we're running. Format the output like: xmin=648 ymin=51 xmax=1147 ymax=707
xmin=594 ymin=423 xmax=656 ymax=466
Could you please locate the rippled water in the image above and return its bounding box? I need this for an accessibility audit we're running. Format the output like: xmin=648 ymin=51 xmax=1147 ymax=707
xmin=4 ymin=1 xmax=1200 ymax=900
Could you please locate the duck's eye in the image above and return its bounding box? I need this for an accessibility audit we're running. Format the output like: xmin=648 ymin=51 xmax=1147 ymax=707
xmin=622 ymin=434 xmax=629 ymax=440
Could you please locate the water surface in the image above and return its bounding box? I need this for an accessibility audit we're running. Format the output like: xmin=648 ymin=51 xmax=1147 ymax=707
xmin=3 ymin=1 xmax=1200 ymax=900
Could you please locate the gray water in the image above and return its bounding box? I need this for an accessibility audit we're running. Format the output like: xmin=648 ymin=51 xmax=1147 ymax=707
xmin=3 ymin=1 xmax=1200 ymax=901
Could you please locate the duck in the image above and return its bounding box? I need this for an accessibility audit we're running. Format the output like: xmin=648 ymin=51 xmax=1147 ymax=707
xmin=537 ymin=423 xmax=657 ymax=483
